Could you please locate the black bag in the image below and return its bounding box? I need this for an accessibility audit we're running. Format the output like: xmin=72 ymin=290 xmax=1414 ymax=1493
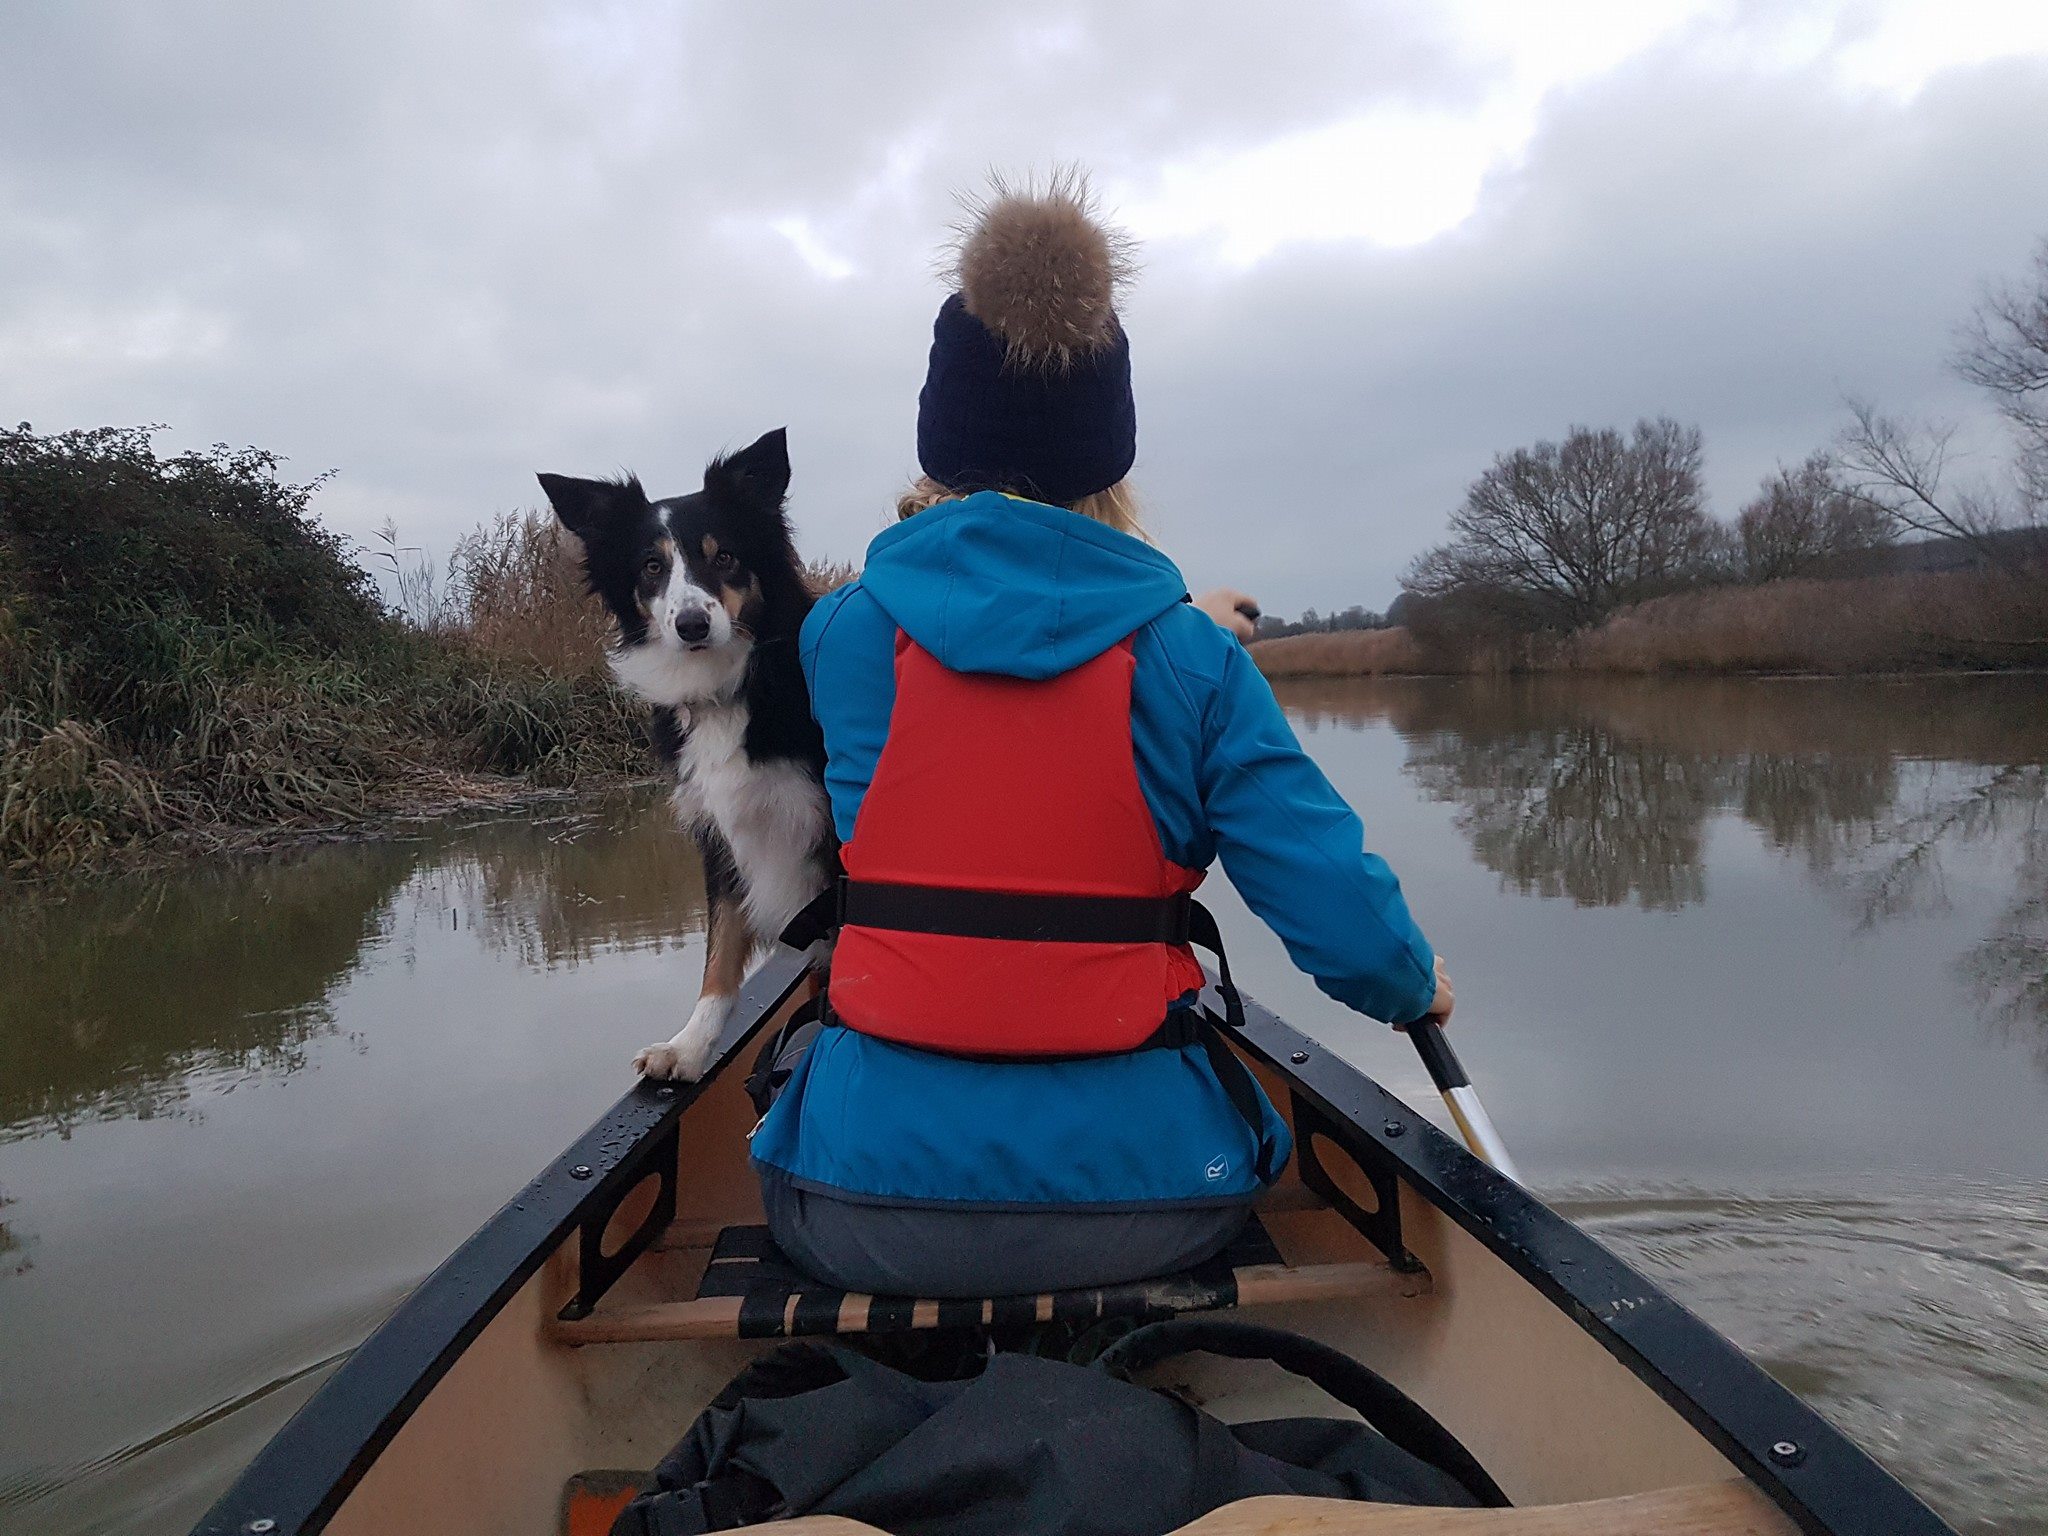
xmin=610 ymin=1320 xmax=1506 ymax=1536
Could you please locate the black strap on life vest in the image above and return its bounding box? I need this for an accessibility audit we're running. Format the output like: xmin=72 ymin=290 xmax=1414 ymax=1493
xmin=782 ymin=878 xmax=1245 ymax=1033
xmin=777 ymin=880 xmax=1273 ymax=1178
xmin=744 ymin=993 xmax=828 ymax=1119
xmin=843 ymin=883 xmax=1196 ymax=946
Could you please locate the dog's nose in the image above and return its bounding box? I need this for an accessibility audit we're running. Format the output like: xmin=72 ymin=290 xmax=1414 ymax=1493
xmin=675 ymin=610 xmax=712 ymax=644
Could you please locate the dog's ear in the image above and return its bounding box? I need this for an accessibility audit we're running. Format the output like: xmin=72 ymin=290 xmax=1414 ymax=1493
xmin=705 ymin=428 xmax=790 ymax=511
xmin=537 ymin=473 xmax=642 ymax=541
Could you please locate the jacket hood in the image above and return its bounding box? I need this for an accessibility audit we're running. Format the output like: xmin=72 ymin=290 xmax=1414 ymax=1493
xmin=857 ymin=492 xmax=1189 ymax=678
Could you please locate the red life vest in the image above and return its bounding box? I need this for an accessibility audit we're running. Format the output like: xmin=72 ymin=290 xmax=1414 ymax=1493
xmin=827 ymin=631 xmax=1208 ymax=1057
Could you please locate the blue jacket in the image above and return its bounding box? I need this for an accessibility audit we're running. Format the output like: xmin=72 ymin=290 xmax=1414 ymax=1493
xmin=749 ymin=493 xmax=1436 ymax=1210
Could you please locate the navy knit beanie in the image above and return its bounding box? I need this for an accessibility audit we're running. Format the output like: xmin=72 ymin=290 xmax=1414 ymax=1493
xmin=915 ymin=175 xmax=1136 ymax=507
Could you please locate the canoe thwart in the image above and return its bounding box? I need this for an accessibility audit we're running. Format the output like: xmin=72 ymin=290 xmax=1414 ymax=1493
xmin=550 ymin=1217 xmax=1429 ymax=1346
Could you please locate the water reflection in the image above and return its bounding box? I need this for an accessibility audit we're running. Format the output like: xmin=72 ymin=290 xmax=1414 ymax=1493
xmin=1278 ymin=675 xmax=2048 ymax=1056
xmin=1399 ymin=709 xmax=1718 ymax=909
xmin=1955 ymin=816 xmax=2048 ymax=1073
xmin=0 ymin=849 xmax=410 ymax=1142
xmin=448 ymin=800 xmax=706 ymax=970
xmin=0 ymin=788 xmax=704 ymax=1145
xmin=0 ymin=786 xmax=711 ymax=1536
xmin=0 ymin=1189 xmax=29 ymax=1279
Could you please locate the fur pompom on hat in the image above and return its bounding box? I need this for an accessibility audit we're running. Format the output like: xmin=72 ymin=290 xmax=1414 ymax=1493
xmin=917 ymin=170 xmax=1138 ymax=508
xmin=952 ymin=170 xmax=1136 ymax=369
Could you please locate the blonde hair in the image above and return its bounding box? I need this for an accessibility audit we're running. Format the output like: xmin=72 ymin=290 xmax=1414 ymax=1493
xmin=895 ymin=477 xmax=1150 ymax=542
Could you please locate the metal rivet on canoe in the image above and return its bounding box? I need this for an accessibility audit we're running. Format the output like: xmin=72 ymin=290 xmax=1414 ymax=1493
xmin=569 ymin=1164 xmax=594 ymax=1180
xmin=1769 ymin=1440 xmax=1806 ymax=1467
xmin=1289 ymin=1050 xmax=1310 ymax=1064
xmin=1383 ymin=1120 xmax=1404 ymax=1138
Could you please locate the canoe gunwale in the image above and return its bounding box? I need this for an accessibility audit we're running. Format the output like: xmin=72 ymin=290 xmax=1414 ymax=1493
xmin=188 ymin=945 xmax=819 ymax=1536
xmin=1218 ymin=980 xmax=1954 ymax=1536
xmin=189 ymin=955 xmax=1956 ymax=1536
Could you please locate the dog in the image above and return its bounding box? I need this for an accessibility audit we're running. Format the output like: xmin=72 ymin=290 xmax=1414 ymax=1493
xmin=540 ymin=428 xmax=834 ymax=1081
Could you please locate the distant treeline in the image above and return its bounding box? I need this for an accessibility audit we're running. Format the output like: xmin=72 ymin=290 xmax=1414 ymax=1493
xmin=0 ymin=424 xmax=643 ymax=876
xmin=1261 ymin=236 xmax=2048 ymax=674
xmin=1256 ymin=604 xmax=1391 ymax=638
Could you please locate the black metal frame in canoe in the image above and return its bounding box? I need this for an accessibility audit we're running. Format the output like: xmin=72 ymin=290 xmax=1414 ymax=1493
xmin=192 ymin=949 xmax=1955 ymax=1536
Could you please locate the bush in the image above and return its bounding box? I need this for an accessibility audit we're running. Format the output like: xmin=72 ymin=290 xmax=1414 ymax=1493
xmin=1 ymin=425 xmax=648 ymax=876
xmin=1 ymin=424 xmax=387 ymax=667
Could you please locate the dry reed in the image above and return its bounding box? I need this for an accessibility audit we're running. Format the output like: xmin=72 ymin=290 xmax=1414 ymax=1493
xmin=804 ymin=558 xmax=860 ymax=595
xmin=448 ymin=511 xmax=615 ymax=677
xmin=1251 ymin=570 xmax=2048 ymax=680
xmin=1250 ymin=628 xmax=1433 ymax=677
xmin=1567 ymin=570 xmax=2048 ymax=674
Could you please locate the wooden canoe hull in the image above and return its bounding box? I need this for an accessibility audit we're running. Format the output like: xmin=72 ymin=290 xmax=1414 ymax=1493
xmin=191 ymin=950 xmax=1954 ymax=1536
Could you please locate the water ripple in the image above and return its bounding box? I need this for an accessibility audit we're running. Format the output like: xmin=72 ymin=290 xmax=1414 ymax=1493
xmin=1553 ymin=1174 xmax=2048 ymax=1534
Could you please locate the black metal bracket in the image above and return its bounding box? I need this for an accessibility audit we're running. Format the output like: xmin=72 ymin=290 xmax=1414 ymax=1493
xmin=1292 ymin=1093 xmax=1424 ymax=1274
xmin=556 ymin=1116 xmax=679 ymax=1322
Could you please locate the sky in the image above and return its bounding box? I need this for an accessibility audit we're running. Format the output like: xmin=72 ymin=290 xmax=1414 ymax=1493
xmin=5 ymin=0 xmax=2048 ymax=616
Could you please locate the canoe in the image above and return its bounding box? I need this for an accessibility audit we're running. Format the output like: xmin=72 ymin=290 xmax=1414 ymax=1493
xmin=191 ymin=947 xmax=1956 ymax=1536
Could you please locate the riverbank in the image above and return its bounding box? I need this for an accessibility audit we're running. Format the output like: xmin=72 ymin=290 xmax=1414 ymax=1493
xmin=26 ymin=771 xmax=668 ymax=882
xmin=1253 ymin=568 xmax=2048 ymax=677
xmin=1 ymin=425 xmax=647 ymax=879
xmin=1 ymin=639 xmax=653 ymax=880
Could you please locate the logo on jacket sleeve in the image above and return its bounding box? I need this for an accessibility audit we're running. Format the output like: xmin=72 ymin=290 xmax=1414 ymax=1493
xmin=1204 ymin=1155 xmax=1231 ymax=1182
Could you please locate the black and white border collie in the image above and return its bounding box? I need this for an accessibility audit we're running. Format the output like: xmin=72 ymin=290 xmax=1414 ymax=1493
xmin=540 ymin=428 xmax=833 ymax=1081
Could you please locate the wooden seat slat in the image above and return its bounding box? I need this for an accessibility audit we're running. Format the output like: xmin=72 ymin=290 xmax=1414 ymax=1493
xmin=549 ymin=1258 xmax=1424 ymax=1346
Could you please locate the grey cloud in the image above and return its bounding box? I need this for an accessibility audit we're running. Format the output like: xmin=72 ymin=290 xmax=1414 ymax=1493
xmin=4 ymin=3 xmax=2045 ymax=617
xmin=1132 ymin=52 xmax=2048 ymax=604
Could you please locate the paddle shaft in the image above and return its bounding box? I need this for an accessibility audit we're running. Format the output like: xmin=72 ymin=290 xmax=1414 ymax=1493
xmin=1403 ymin=1018 xmax=1525 ymax=1184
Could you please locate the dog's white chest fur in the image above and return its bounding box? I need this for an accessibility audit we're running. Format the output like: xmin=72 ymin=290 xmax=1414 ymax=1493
xmin=671 ymin=702 xmax=831 ymax=937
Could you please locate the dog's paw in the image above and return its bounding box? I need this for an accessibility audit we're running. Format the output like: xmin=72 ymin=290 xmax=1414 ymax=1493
xmin=632 ymin=996 xmax=731 ymax=1082
xmin=633 ymin=1033 xmax=717 ymax=1082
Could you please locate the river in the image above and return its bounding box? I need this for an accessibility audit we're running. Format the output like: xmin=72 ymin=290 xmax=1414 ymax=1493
xmin=2 ymin=675 xmax=2045 ymax=1534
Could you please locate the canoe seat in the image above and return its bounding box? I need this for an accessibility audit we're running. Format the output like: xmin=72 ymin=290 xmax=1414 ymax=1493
xmin=550 ymin=1214 xmax=1428 ymax=1345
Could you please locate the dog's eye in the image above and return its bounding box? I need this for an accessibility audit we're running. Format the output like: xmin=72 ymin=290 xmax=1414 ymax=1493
xmin=713 ymin=551 xmax=739 ymax=574
xmin=642 ymin=555 xmax=665 ymax=577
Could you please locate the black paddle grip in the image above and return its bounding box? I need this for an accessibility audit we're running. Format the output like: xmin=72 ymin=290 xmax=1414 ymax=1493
xmin=1402 ymin=1016 xmax=1469 ymax=1093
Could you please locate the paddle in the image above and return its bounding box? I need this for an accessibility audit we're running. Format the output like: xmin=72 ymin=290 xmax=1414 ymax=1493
xmin=1401 ymin=1017 xmax=1525 ymax=1184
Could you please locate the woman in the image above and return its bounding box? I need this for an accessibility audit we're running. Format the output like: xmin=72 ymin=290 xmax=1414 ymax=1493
xmin=749 ymin=177 xmax=1451 ymax=1299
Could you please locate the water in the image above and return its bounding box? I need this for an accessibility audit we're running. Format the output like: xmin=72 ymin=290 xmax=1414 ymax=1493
xmin=2 ymin=676 xmax=2045 ymax=1533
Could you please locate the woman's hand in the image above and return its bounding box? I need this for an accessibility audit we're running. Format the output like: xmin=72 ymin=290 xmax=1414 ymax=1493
xmin=1425 ymin=955 xmax=1453 ymax=1027
xmin=1193 ymin=588 xmax=1261 ymax=643
xmin=1397 ymin=955 xmax=1454 ymax=1030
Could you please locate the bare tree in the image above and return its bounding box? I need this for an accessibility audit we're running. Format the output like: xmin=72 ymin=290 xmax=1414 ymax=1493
xmin=1956 ymin=239 xmax=2048 ymax=517
xmin=1256 ymin=604 xmax=1389 ymax=638
xmin=1834 ymin=399 xmax=2014 ymax=562
xmin=1401 ymin=418 xmax=1717 ymax=630
xmin=1836 ymin=237 xmax=2048 ymax=564
xmin=1736 ymin=452 xmax=1893 ymax=582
